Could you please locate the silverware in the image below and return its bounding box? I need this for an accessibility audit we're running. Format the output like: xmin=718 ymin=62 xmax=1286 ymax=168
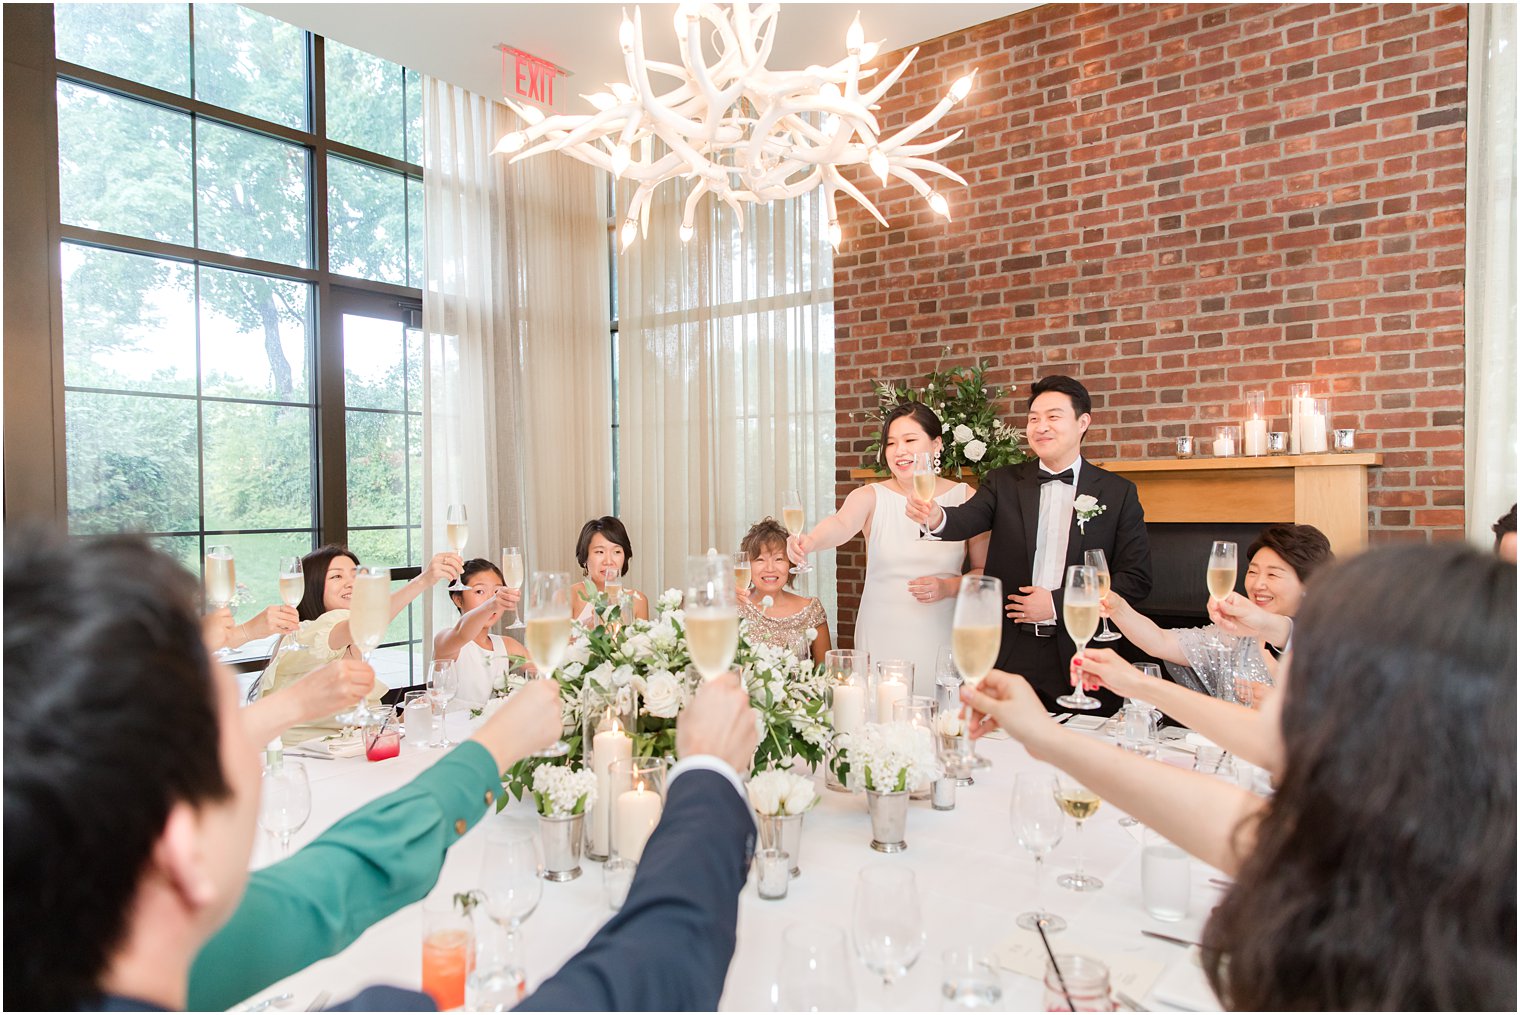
xmin=237 ymin=991 xmax=293 ymax=1012
xmin=305 ymin=990 xmax=331 ymax=1011
xmin=1053 ymin=713 xmax=1075 ymax=725
xmin=1142 ymin=929 xmax=1204 ymax=948
xmin=281 ymin=750 xmax=335 ymax=761
xmin=1116 ymin=991 xmax=1150 ymax=1011
xmin=1208 ymin=877 xmax=1233 ymax=889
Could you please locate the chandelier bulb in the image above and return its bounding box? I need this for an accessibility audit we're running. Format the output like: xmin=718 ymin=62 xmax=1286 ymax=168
xmin=950 ymin=72 xmax=975 ymax=103
xmin=928 ymin=191 xmax=950 ymax=219
xmin=828 ymin=221 xmax=843 ymax=249
xmin=620 ymin=219 xmax=638 ymax=250
xmin=493 ymin=131 xmax=527 ymax=155
xmin=868 ymin=148 xmax=890 ymax=185
xmin=846 ymin=16 xmax=864 ymax=55
xmin=680 ymin=224 xmax=695 ymax=243
xmin=619 ymin=14 xmax=635 ymax=53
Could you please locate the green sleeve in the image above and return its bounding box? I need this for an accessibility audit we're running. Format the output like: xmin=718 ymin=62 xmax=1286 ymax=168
xmin=188 ymin=742 xmax=503 ymax=1011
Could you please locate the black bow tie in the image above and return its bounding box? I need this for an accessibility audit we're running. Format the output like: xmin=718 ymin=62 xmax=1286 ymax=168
xmin=1038 ymin=469 xmax=1074 ymax=486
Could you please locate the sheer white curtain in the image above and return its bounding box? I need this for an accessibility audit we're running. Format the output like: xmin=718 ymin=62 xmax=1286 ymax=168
xmin=421 ymin=78 xmax=611 ymax=647
xmin=617 ymin=182 xmax=836 ymax=622
xmin=1465 ymin=4 xmax=1517 ymax=543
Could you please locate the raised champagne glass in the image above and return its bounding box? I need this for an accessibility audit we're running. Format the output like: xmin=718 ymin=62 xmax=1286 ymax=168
xmin=782 ymin=490 xmax=813 ymax=574
xmin=275 ymin=556 xmax=303 ymax=655
xmin=500 ymin=546 xmax=525 ymax=630
xmin=1207 ymin=540 xmax=1238 ymax=601
xmin=912 ymin=451 xmax=940 ymax=541
xmin=685 ymin=553 xmax=739 ymax=681
xmin=337 ymin=565 xmax=391 ymax=727
xmin=952 ymin=574 xmax=1003 ymax=768
xmin=445 ymin=504 xmax=469 ymax=591
xmin=523 ymin=571 xmax=573 ymax=757
xmin=1056 ymin=565 xmax=1103 ymax=711
xmin=1085 ymin=548 xmax=1121 ymax=643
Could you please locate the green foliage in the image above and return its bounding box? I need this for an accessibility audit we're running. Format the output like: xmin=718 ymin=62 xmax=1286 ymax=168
xmin=859 ymin=361 xmax=1030 ymax=479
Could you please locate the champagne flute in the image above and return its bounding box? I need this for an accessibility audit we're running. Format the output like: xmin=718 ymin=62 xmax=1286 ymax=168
xmin=336 ymin=565 xmax=390 ymax=727
xmin=480 ymin=819 xmax=544 ymax=950
xmin=1011 ymin=772 xmax=1066 ymax=931
xmin=275 ymin=556 xmax=303 ymax=655
xmin=1085 ymin=549 xmax=1121 ymax=643
xmin=912 ymin=451 xmax=940 ymax=541
xmin=782 ymin=490 xmax=812 ymax=574
xmin=500 ymin=546 xmax=525 ymax=630
xmin=733 ymin=555 xmax=752 ymax=597
xmin=852 ymin=864 xmax=925 ymax=1003
xmin=445 ymin=504 xmax=469 ymax=591
xmin=205 ymin=544 xmax=237 ymax=609
xmin=259 ymin=758 xmax=311 ymax=857
xmin=1207 ymin=540 xmax=1238 ymax=601
xmin=777 ymin=923 xmax=856 ymax=1012
xmin=685 ymin=553 xmax=739 ymax=681
xmin=1056 ymin=565 xmax=1103 ymax=711
xmin=427 ymin=659 xmax=459 ymax=749
xmin=523 ymin=571 xmax=572 ymax=757
xmin=952 ymin=574 xmax=1002 ymax=769
xmin=1053 ymin=772 xmax=1103 ymax=892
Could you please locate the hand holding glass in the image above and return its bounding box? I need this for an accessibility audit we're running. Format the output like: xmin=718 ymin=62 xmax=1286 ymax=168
xmin=912 ymin=451 xmax=940 ymax=541
xmin=1084 ymin=549 xmax=1121 ymax=643
xmin=782 ymin=490 xmax=812 ymax=574
xmin=337 ymin=565 xmax=390 ymax=726
xmin=501 ymin=546 xmax=525 ymax=630
xmin=445 ymin=504 xmax=469 ymax=591
xmin=1057 ymin=565 xmax=1103 ymax=711
xmin=685 ymin=554 xmax=739 ymax=681
xmin=523 ymin=571 xmax=572 ymax=757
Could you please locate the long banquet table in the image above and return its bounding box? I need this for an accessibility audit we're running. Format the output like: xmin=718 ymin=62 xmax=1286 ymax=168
xmin=238 ymin=711 xmax=1226 ymax=1011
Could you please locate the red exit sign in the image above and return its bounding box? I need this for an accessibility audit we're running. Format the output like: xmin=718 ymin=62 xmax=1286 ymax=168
xmin=498 ymin=44 xmax=569 ymax=108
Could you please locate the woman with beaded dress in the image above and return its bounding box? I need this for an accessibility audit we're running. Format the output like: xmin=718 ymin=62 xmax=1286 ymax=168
xmin=736 ymin=518 xmax=831 ymax=664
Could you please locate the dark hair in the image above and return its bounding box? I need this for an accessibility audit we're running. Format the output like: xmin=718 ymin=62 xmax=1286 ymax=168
xmin=1245 ymin=524 xmax=1334 ymax=585
xmin=1494 ymin=504 xmax=1516 ymax=554
xmin=449 ymin=558 xmax=505 ymax=612
xmin=575 ymin=517 xmax=633 ymax=576
xmin=1028 ymin=374 xmax=1092 ymax=418
xmin=4 ymin=531 xmax=232 ymax=1011
xmin=740 ymin=518 xmax=795 ymax=589
xmin=297 ymin=544 xmax=360 ymax=622
xmin=877 ymin=401 xmax=943 ymax=470
xmin=1203 ymin=544 xmax=1517 ymax=1010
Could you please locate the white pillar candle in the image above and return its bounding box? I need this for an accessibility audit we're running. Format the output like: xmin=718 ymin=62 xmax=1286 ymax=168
xmin=832 ymin=683 xmax=865 ymax=736
xmin=876 ymin=678 xmax=908 ymax=724
xmin=1214 ymin=434 xmax=1235 ymax=457
xmin=615 ymin=783 xmax=662 ymax=862
xmin=1304 ymin=411 xmax=1328 ymax=453
xmin=590 ymin=726 xmax=632 ymax=856
xmin=1244 ymin=418 xmax=1267 ymax=456
xmin=1290 ymin=396 xmax=1306 ymax=454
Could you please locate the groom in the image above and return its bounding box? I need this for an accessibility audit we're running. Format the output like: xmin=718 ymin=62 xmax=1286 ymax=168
xmin=907 ymin=375 xmax=1151 ymax=714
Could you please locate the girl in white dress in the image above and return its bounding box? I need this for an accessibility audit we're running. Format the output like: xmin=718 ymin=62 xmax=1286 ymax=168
xmin=433 ymin=558 xmax=530 ymax=706
xmin=790 ymin=403 xmax=990 ymax=698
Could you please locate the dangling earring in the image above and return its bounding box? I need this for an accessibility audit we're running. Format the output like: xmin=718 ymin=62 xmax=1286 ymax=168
xmin=932 ymin=449 xmax=942 ymax=474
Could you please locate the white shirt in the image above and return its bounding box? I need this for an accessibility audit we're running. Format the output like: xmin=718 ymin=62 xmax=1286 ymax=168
xmin=1030 ymin=455 xmax=1082 ymax=594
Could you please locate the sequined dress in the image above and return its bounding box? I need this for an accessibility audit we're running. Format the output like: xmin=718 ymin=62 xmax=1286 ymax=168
xmin=740 ymin=597 xmax=828 ymax=658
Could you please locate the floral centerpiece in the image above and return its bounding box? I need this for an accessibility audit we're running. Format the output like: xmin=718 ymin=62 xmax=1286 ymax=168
xmin=530 ymin=764 xmax=597 ymax=818
xmin=838 ymin=721 xmax=944 ymax=853
xmin=858 ymin=360 xmax=1028 ymax=478
xmin=748 ymin=767 xmax=819 ymax=878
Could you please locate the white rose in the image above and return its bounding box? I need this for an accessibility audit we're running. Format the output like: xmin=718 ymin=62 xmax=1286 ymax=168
xmin=781 ymin=776 xmax=817 ymax=815
xmin=953 ymin=424 xmax=974 ymax=444
xmin=585 ymin=661 xmax=614 ymax=690
xmin=624 ymin=632 xmax=654 ymax=659
xmin=747 ymin=770 xmax=785 ymax=815
xmin=964 ymin=439 xmax=987 ymax=462
xmin=1074 ymin=494 xmax=1099 ymax=512
xmin=611 ymin=664 xmax=636 ymax=687
xmin=642 ymin=669 xmax=684 ymax=718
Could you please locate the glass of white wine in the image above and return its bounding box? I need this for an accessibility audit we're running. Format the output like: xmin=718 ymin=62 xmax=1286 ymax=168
xmin=205 ymin=545 xmax=237 ymax=610
xmin=1057 ymin=565 xmax=1103 ymax=711
xmin=276 ymin=556 xmax=304 ymax=655
xmin=685 ymin=554 xmax=739 ymax=681
xmin=952 ymin=574 xmax=1002 ymax=767
xmin=524 ymin=571 xmax=573 ymax=757
xmin=1207 ymin=540 xmax=1238 ymax=601
xmin=500 ymin=546 xmax=525 ymax=630
xmin=912 ymin=451 xmax=940 ymax=541
xmin=782 ymin=490 xmax=812 ymax=574
xmin=1053 ymin=772 xmax=1103 ymax=892
xmin=1085 ymin=549 xmax=1121 ymax=643
xmin=445 ymin=504 xmax=470 ymax=591
xmin=1011 ymin=772 xmax=1067 ymax=931
xmin=339 ymin=565 xmax=391 ymax=727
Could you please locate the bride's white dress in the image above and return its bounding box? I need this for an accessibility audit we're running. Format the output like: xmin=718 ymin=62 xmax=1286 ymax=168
xmin=852 ymin=482 xmax=974 ymax=699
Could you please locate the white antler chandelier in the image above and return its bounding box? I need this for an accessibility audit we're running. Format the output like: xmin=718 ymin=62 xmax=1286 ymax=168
xmin=493 ymin=3 xmax=975 ymax=250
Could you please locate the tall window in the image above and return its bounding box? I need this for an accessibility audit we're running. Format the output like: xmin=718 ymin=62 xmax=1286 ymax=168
xmin=53 ymin=3 xmax=428 ymax=682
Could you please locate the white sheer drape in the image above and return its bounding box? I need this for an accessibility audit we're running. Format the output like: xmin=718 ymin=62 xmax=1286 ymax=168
xmin=1465 ymin=4 xmax=1518 ymax=542
xmin=617 ymin=182 xmax=836 ymax=622
xmin=422 ymin=78 xmax=611 ymax=647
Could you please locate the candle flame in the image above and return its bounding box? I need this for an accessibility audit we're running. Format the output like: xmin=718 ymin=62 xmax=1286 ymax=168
xmin=636 ymin=779 xmax=646 ymax=793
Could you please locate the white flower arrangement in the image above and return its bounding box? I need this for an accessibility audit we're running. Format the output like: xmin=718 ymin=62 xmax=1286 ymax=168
xmin=843 ymin=722 xmax=943 ymax=794
xmin=963 ymin=438 xmax=987 ymax=462
xmin=952 ymin=423 xmax=974 ymax=444
xmin=531 ymin=764 xmax=598 ymax=818
xmin=934 ymin=710 xmax=966 ymax=737
xmin=1073 ymin=494 xmax=1107 ymax=533
xmin=747 ymin=767 xmax=820 ymax=816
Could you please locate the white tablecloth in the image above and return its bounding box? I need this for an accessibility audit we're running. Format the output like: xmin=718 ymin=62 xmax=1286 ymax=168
xmin=240 ymin=714 xmax=1225 ymax=1011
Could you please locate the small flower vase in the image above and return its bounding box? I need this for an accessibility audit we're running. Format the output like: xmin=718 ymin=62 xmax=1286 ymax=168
xmin=757 ymin=811 xmax=805 ymax=878
xmin=539 ymin=813 xmax=584 ymax=882
xmin=865 ymin=789 xmax=910 ymax=853
xmin=824 ymin=744 xmax=851 ymax=793
xmin=940 ymin=733 xmax=975 ymax=787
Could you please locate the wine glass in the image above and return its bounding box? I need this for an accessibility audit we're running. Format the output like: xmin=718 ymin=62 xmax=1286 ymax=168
xmin=1056 ymin=565 xmax=1103 ymax=712
xmin=1207 ymin=541 xmax=1238 ymax=601
xmin=1011 ymin=772 xmax=1066 ymax=930
xmin=276 ymin=556 xmax=303 ymax=655
xmin=733 ymin=554 xmax=752 ymax=597
xmin=777 ymin=923 xmax=856 ymax=1012
xmin=446 ymin=504 xmax=469 ymax=591
xmin=1085 ymin=549 xmax=1121 ymax=643
xmin=852 ymin=865 xmax=925 ymax=1003
xmin=205 ymin=544 xmax=237 ymax=609
xmin=336 ymin=564 xmax=390 ymax=727
xmin=912 ymin=451 xmax=940 ymax=541
xmin=427 ymin=659 xmax=459 ymax=749
xmin=782 ymin=490 xmax=812 ymax=574
xmin=523 ymin=571 xmax=572 ymax=757
xmin=501 ymin=546 xmax=525 ymax=630
xmin=480 ymin=819 xmax=544 ymax=949
xmin=259 ymin=758 xmax=311 ymax=857
xmin=936 ymin=646 xmax=986 ymax=775
xmin=685 ymin=553 xmax=738 ymax=681
xmin=1053 ymin=772 xmax=1103 ymax=891
xmin=952 ymin=574 xmax=1002 ymax=768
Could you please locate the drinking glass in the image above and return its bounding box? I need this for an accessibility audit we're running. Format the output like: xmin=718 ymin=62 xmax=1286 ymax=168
xmin=852 ymin=865 xmax=925 ymax=1001
xmin=685 ymin=553 xmax=738 ymax=681
xmin=446 ymin=504 xmax=470 ymax=591
xmin=1084 ymin=549 xmax=1121 ymax=643
xmin=940 ymin=948 xmax=1003 ymax=1010
xmin=1207 ymin=541 xmax=1238 ymax=601
xmin=952 ymin=574 xmax=1002 ymax=767
xmin=275 ymin=556 xmax=303 ymax=654
xmin=403 ymin=688 xmax=436 ymax=747
xmin=259 ymin=758 xmax=310 ymax=857
xmin=1057 ymin=565 xmax=1102 ymax=711
xmin=523 ymin=571 xmax=573 ymax=757
xmin=1011 ymin=772 xmax=1066 ymax=931
xmin=936 ymin=646 xmax=987 ymax=773
xmin=782 ymin=490 xmax=812 ymax=574
xmin=205 ymin=544 xmax=236 ymax=609
xmin=427 ymin=659 xmax=459 ymax=749
xmin=336 ymin=564 xmax=390 ymax=727
xmin=912 ymin=451 xmax=940 ymax=541
xmin=1053 ymin=772 xmax=1103 ymax=891
xmin=1042 ymin=954 xmax=1112 ymax=1012
xmin=777 ymin=923 xmax=856 ymax=1012
xmin=501 ymin=546 xmax=525 ymax=630
xmin=421 ymin=895 xmax=475 ymax=1012
xmin=1141 ymin=826 xmax=1191 ymax=922
xmin=480 ymin=819 xmax=544 ymax=948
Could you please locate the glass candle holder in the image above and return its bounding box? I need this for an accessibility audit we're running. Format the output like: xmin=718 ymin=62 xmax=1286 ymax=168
xmin=869 ymin=659 xmax=914 ymax=723
xmin=756 ymin=848 xmax=790 ymax=900
xmin=1333 ymin=427 xmax=1356 ymax=452
xmin=608 ymin=756 xmax=666 ymax=865
xmin=1212 ymin=425 xmax=1239 ymax=457
xmin=1267 ymin=431 xmax=1288 ymax=455
xmin=892 ymin=695 xmax=938 ymax=798
xmin=603 ymin=857 xmax=635 ymax=911
xmin=1175 ymin=435 xmax=1194 ymax=459
xmin=1043 ymin=954 xmax=1112 ymax=1012
xmin=1243 ymin=390 xmax=1267 ymax=456
xmin=583 ymin=683 xmax=639 ymax=861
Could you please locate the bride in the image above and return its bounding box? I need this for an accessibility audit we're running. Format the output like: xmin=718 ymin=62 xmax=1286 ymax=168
xmin=789 ymin=402 xmax=988 ymax=697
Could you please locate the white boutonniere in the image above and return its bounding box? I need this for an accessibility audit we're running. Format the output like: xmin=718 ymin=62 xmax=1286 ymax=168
xmin=1073 ymin=494 xmax=1106 ymax=533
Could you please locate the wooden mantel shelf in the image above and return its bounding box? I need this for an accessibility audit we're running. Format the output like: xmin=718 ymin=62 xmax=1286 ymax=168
xmin=1095 ymin=453 xmax=1382 ymax=472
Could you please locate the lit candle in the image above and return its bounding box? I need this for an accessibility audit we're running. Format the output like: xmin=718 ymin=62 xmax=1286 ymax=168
xmin=590 ymin=722 xmax=632 ymax=856
xmin=1244 ymin=418 xmax=1267 ymax=457
xmin=1303 ymin=401 xmax=1328 ymax=453
xmin=615 ymin=781 xmax=662 ymax=862
xmin=876 ymin=678 xmax=907 ymax=724
xmin=832 ymin=683 xmax=865 ymax=736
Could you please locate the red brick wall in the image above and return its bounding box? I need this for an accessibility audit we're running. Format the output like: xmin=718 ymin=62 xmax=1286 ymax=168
xmin=832 ymin=2 xmax=1467 ymax=645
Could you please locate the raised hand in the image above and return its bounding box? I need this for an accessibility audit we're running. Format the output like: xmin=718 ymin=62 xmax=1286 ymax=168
xmin=1070 ymin=647 xmax=1156 ymax=697
xmin=785 ymin=533 xmax=813 ymax=566
xmin=677 ymin=671 xmax=759 ymax=773
xmin=904 ymin=492 xmax=943 ymax=529
xmin=421 ymin=552 xmax=464 ymax=587
xmin=293 ymin=657 xmax=376 ymax=721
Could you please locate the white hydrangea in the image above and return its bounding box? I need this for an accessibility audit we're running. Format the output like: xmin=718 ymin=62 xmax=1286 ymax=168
xmin=953 ymin=423 xmax=974 ymax=444
xmin=964 ymin=439 xmax=987 ymax=462
xmin=657 ymin=587 xmax=683 ymax=613
xmin=747 ymin=768 xmax=819 ymax=816
xmin=531 ymin=764 xmax=598 ymax=817
xmin=844 ymin=721 xmax=943 ymax=793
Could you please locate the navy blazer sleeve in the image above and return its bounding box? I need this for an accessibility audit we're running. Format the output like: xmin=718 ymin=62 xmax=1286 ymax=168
xmin=938 ymin=468 xmax=1003 ymax=542
xmin=514 ymin=769 xmax=755 ymax=1012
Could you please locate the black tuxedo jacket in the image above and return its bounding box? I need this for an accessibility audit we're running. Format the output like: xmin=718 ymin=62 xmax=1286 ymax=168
xmin=939 ymin=458 xmax=1152 ymax=699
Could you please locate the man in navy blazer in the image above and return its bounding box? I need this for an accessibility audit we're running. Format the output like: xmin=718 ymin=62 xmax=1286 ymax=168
xmin=908 ymin=375 xmax=1152 ymax=714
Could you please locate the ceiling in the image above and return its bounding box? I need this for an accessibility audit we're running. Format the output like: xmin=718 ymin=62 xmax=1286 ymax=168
xmin=248 ymin=3 xmax=1038 ymax=109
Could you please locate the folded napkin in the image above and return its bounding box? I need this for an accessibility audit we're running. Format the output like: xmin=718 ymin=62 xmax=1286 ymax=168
xmin=298 ymin=734 xmax=363 ymax=758
xmin=1151 ymin=946 xmax=1221 ymax=1011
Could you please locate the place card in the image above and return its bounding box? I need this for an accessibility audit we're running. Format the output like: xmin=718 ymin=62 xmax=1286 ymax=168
xmin=996 ymin=932 xmax=1165 ymax=1000
xmin=1065 ymin=714 xmax=1108 ymax=732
